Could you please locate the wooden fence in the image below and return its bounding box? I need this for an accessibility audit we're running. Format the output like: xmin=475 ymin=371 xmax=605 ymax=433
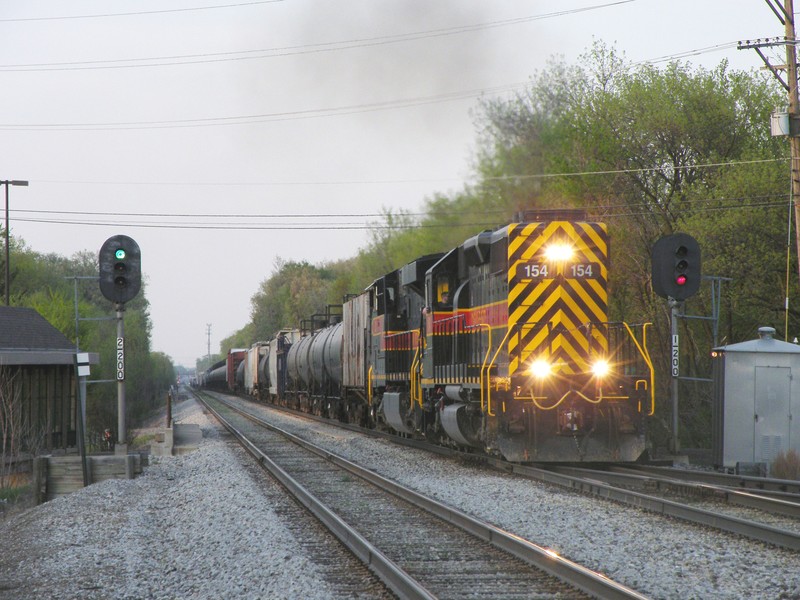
xmin=32 ymin=454 xmax=143 ymax=504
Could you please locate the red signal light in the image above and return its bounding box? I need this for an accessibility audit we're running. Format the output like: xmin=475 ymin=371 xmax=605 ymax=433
xmin=676 ymin=274 xmax=687 ymax=286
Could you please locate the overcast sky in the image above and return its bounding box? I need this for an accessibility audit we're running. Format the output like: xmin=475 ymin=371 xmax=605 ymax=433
xmin=0 ymin=0 xmax=784 ymax=367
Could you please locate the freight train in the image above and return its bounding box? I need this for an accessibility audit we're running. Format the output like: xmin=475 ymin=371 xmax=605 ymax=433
xmin=200 ymin=209 xmax=654 ymax=462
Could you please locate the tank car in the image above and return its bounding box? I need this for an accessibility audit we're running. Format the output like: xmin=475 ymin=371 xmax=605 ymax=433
xmin=202 ymin=349 xmax=247 ymax=393
xmin=284 ymin=308 xmax=345 ymax=416
xmin=203 ymin=358 xmax=227 ymax=391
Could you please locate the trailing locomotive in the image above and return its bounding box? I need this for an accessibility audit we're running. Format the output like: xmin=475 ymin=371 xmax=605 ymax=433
xmin=204 ymin=209 xmax=654 ymax=462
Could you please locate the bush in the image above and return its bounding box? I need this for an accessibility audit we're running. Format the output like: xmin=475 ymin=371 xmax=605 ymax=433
xmin=771 ymin=449 xmax=800 ymax=480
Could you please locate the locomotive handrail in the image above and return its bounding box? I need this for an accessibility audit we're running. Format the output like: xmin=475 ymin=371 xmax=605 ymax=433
xmin=410 ymin=346 xmax=422 ymax=409
xmin=367 ymin=366 xmax=373 ymax=406
xmin=576 ymin=389 xmax=617 ymax=404
xmin=477 ymin=323 xmax=493 ymax=416
xmin=484 ymin=325 xmax=515 ymax=417
xmin=531 ymin=390 xmax=570 ymax=410
xmin=621 ymin=321 xmax=655 ymax=416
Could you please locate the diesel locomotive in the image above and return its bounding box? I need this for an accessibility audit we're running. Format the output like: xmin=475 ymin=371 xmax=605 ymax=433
xmin=201 ymin=209 xmax=654 ymax=462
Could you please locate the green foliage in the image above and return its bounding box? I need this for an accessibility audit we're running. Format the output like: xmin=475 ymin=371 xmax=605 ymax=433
xmin=220 ymin=322 xmax=255 ymax=350
xmin=249 ymin=258 xmax=336 ymax=341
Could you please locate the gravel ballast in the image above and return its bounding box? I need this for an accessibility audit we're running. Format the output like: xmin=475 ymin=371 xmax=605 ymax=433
xmin=2 ymin=396 xmax=800 ymax=599
xmin=0 ymin=402 xmax=335 ymax=600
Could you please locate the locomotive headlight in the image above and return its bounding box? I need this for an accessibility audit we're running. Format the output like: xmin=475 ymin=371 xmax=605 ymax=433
xmin=529 ymin=358 xmax=552 ymax=379
xmin=591 ymin=359 xmax=611 ymax=378
xmin=544 ymin=243 xmax=574 ymax=262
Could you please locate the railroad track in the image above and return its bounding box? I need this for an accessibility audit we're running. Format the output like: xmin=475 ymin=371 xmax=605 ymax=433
xmin=196 ymin=391 xmax=649 ymax=600
xmin=613 ymin=464 xmax=800 ymax=498
xmin=219 ymin=392 xmax=800 ymax=553
xmin=556 ymin=464 xmax=800 ymax=520
xmin=535 ymin=464 xmax=800 ymax=550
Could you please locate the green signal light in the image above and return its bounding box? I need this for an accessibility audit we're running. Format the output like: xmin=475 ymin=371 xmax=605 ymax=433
xmin=115 ymin=249 xmax=126 ymax=260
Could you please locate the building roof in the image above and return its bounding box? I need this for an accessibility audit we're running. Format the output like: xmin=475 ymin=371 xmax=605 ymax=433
xmin=715 ymin=326 xmax=800 ymax=354
xmin=0 ymin=306 xmax=85 ymax=366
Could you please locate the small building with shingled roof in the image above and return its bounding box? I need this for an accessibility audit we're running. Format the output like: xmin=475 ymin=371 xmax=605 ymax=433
xmin=0 ymin=306 xmax=97 ymax=451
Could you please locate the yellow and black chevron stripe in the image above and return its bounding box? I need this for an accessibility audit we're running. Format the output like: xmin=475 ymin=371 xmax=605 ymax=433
xmin=507 ymin=220 xmax=609 ymax=376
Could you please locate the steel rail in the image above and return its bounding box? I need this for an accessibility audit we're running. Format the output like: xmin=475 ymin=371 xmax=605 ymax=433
xmin=612 ymin=464 xmax=800 ymax=495
xmin=552 ymin=465 xmax=800 ymax=520
xmin=495 ymin=462 xmax=800 ymax=551
xmin=198 ymin=394 xmax=436 ymax=600
xmin=201 ymin=391 xmax=650 ymax=600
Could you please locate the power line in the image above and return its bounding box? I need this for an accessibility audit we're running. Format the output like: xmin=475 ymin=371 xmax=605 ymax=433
xmin=12 ymin=197 xmax=791 ymax=232
xmin=481 ymin=158 xmax=788 ymax=180
xmin=0 ymin=2 xmax=635 ymax=72
xmin=13 ymin=187 xmax=789 ymax=221
xmin=0 ymin=83 xmax=526 ymax=131
xmin=637 ymin=41 xmax=743 ymax=65
xmin=11 ymin=217 xmax=455 ymax=230
xmin=16 ymin=209 xmax=431 ymax=218
xmin=34 ymin=177 xmax=461 ymax=187
xmin=0 ymin=1 xmax=284 ymax=23
xmin=23 ymin=156 xmax=790 ymax=187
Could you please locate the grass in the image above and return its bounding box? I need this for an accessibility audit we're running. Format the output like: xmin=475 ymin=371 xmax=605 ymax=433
xmin=0 ymin=484 xmax=29 ymax=503
xmin=130 ymin=433 xmax=156 ymax=449
xmin=0 ymin=476 xmax=32 ymax=515
xmin=771 ymin=449 xmax=800 ymax=480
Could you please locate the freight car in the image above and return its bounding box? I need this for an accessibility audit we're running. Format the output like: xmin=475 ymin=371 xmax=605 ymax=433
xmin=205 ymin=209 xmax=654 ymax=462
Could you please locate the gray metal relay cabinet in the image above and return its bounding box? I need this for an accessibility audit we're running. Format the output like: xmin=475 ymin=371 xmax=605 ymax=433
xmin=712 ymin=327 xmax=800 ymax=471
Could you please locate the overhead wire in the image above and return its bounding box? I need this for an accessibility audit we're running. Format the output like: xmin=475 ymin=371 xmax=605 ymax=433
xmin=24 ymin=156 xmax=790 ymax=188
xmin=0 ymin=83 xmax=527 ymax=131
xmin=12 ymin=198 xmax=791 ymax=231
xmin=12 ymin=190 xmax=791 ymax=231
xmin=0 ymin=1 xmax=284 ymax=23
xmin=0 ymin=1 xmax=635 ymax=72
xmin=0 ymin=1 xmax=765 ymax=134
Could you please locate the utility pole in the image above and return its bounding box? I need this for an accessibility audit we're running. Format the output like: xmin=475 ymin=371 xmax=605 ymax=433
xmin=206 ymin=323 xmax=212 ymax=363
xmin=785 ymin=0 xmax=800 ymax=281
xmin=740 ymin=1 xmax=800 ymax=281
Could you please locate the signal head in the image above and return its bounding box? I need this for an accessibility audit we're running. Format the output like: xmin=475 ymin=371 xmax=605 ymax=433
xmin=99 ymin=235 xmax=141 ymax=304
xmin=651 ymin=233 xmax=701 ymax=301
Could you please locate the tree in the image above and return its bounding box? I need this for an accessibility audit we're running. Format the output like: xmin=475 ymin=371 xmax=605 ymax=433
xmin=249 ymin=259 xmax=335 ymax=341
xmin=0 ymin=368 xmax=22 ymax=490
